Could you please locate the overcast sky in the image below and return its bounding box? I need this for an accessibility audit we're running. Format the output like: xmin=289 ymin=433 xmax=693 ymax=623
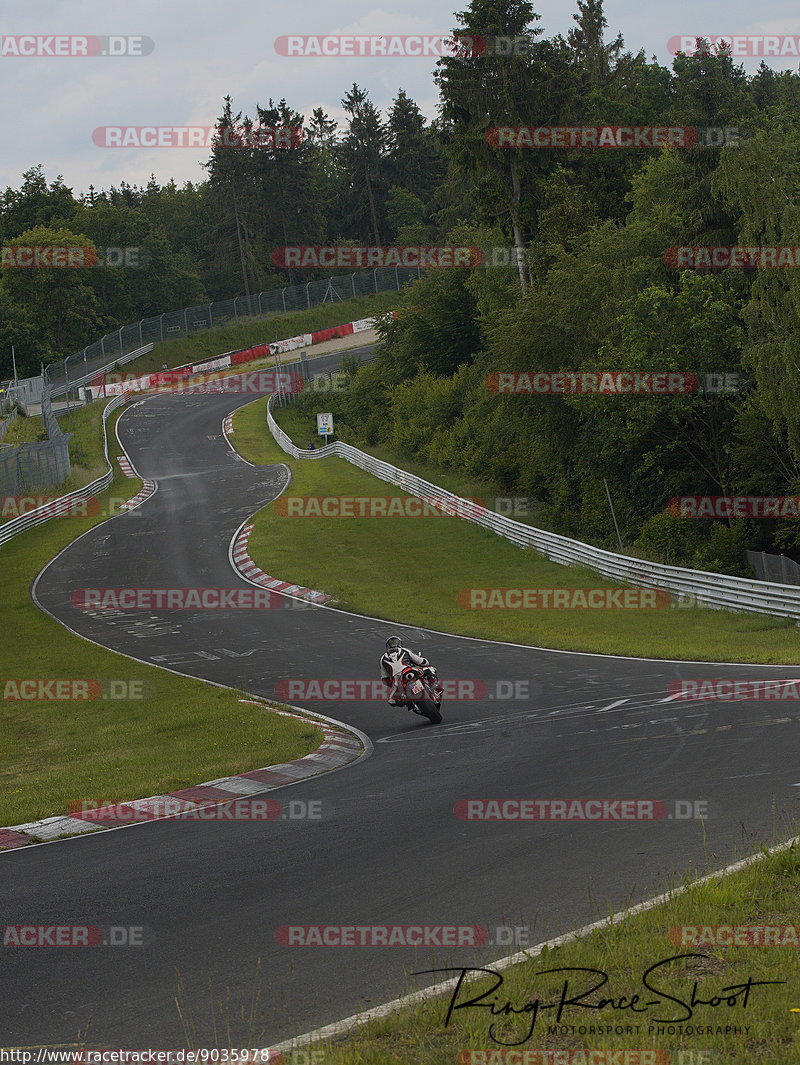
xmin=3 ymin=0 xmax=800 ymax=197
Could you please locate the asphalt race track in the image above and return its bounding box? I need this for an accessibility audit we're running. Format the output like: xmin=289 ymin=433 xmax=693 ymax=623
xmin=2 ymin=348 xmax=800 ymax=1049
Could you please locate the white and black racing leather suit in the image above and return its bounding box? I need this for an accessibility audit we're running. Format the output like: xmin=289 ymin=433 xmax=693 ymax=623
xmin=380 ymin=647 xmax=432 ymax=705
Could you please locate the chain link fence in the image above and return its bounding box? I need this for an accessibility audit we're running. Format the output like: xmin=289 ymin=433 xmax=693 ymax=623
xmin=43 ymin=267 xmax=417 ymax=399
xmin=0 ymin=395 xmax=126 ymax=549
xmin=0 ymin=410 xmax=17 ymax=442
xmin=0 ymin=267 xmax=415 ymax=496
xmin=0 ymin=388 xmax=72 ymax=495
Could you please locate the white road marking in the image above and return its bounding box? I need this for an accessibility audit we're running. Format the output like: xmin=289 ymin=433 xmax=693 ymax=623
xmin=597 ymin=698 xmax=629 ymax=713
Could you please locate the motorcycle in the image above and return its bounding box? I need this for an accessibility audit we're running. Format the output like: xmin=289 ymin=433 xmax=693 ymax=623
xmin=392 ymin=664 xmax=443 ymax=724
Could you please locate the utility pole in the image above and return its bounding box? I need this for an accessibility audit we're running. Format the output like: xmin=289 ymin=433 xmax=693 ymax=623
xmin=603 ymin=478 xmax=624 ymax=552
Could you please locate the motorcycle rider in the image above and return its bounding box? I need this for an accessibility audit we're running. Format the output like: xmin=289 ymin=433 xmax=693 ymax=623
xmin=380 ymin=636 xmax=443 ymax=706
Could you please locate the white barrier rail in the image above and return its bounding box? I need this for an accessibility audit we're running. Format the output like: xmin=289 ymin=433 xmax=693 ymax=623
xmin=0 ymin=394 xmax=127 ymax=549
xmin=267 ymin=396 xmax=800 ymax=621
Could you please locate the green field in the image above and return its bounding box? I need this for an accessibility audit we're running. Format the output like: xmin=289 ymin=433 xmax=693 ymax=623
xmin=230 ymin=397 xmax=800 ymax=663
xmin=0 ymin=401 xmax=323 ymax=830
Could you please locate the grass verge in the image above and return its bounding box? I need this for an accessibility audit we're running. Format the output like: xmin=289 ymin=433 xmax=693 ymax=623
xmin=231 ymin=398 xmax=800 ymax=663
xmin=298 ymin=839 xmax=800 ymax=1065
xmin=272 ymin=402 xmax=557 ymax=532
xmin=0 ymin=402 xmax=323 ymax=829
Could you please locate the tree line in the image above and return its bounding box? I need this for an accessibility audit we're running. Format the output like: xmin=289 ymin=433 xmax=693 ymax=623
xmin=4 ymin=0 xmax=800 ymax=567
xmin=282 ymin=0 xmax=800 ymax=569
xmin=0 ymin=84 xmax=446 ymax=378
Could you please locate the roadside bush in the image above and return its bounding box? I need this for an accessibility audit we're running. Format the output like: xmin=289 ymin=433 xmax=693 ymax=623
xmin=634 ymin=510 xmax=706 ymax=565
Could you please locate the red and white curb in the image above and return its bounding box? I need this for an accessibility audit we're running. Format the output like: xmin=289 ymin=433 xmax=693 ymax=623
xmin=223 ymin=413 xmax=234 ymax=435
xmin=120 ymin=479 xmax=156 ymax=511
xmin=116 ymin=451 xmax=156 ymax=510
xmin=232 ymin=522 xmax=333 ymax=603
xmin=0 ymin=705 xmax=364 ymax=849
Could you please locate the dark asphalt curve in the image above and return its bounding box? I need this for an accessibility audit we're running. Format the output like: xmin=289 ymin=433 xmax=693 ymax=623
xmin=3 ymin=352 xmax=800 ymax=1050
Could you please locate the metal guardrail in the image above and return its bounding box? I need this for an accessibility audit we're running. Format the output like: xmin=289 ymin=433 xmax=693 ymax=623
xmin=267 ymin=395 xmax=800 ymax=621
xmin=0 ymin=394 xmax=127 ymax=549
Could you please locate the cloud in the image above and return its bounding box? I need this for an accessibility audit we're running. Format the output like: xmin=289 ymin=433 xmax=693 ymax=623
xmin=1 ymin=0 xmax=797 ymax=194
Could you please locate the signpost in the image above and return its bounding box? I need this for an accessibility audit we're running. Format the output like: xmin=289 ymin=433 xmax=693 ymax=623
xmin=316 ymin=412 xmax=334 ymax=441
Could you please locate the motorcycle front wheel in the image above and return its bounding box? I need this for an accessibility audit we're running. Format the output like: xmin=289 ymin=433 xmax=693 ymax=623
xmin=414 ymin=698 xmax=442 ymax=724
